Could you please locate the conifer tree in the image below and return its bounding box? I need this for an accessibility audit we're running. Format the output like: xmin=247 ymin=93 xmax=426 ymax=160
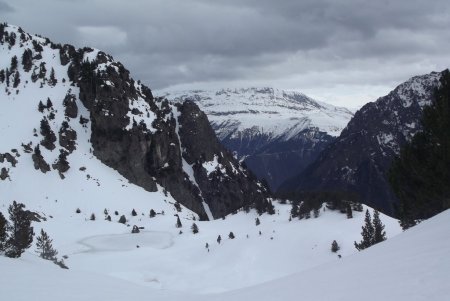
xmin=118 ymin=215 xmax=126 ymax=224
xmin=5 ymin=201 xmax=34 ymax=258
xmin=191 ymin=223 xmax=199 ymax=234
xmin=255 ymin=217 xmax=260 ymax=226
xmin=346 ymin=203 xmax=353 ymax=219
xmin=36 ymin=229 xmax=58 ymax=260
xmin=372 ymin=210 xmax=386 ymax=244
xmin=0 ymin=212 xmax=8 ymax=252
xmin=38 ymin=100 xmax=45 ymax=112
xmin=49 ymin=67 xmax=57 ymax=86
xmin=354 ymin=209 xmax=374 ymax=251
xmin=176 ymin=216 xmax=182 ymax=228
xmin=331 ymin=240 xmax=340 ymax=252
xmin=131 ymin=209 xmax=137 ymax=216
xmin=217 ymin=235 xmax=221 ymax=244
xmin=149 ymin=209 xmax=156 ymax=218
xmin=228 ymin=232 xmax=235 ymax=239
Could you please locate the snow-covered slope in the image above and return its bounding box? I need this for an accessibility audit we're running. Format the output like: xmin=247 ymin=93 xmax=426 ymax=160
xmin=2 ymin=206 xmax=448 ymax=300
xmin=161 ymin=88 xmax=353 ymax=190
xmin=161 ymin=87 xmax=352 ymax=141
xmin=0 ymin=23 xmax=270 ymax=220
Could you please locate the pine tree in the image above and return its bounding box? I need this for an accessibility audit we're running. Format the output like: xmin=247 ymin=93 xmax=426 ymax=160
xmin=0 ymin=212 xmax=8 ymax=252
xmin=228 ymin=232 xmax=235 ymax=239
xmin=118 ymin=215 xmax=126 ymax=224
xmin=255 ymin=217 xmax=260 ymax=226
xmin=346 ymin=203 xmax=353 ymax=219
xmin=36 ymin=229 xmax=58 ymax=260
xmin=149 ymin=209 xmax=156 ymax=218
xmin=40 ymin=118 xmax=56 ymax=150
xmin=372 ymin=210 xmax=386 ymax=244
xmin=38 ymin=100 xmax=45 ymax=112
xmin=131 ymin=209 xmax=137 ymax=216
xmin=5 ymin=201 xmax=34 ymax=258
xmin=191 ymin=223 xmax=199 ymax=234
xmin=131 ymin=225 xmax=140 ymax=234
xmin=389 ymin=70 xmax=450 ymax=229
xmin=217 ymin=235 xmax=221 ymax=244
xmin=354 ymin=209 xmax=374 ymax=251
xmin=290 ymin=203 xmax=299 ymax=218
xmin=90 ymin=213 xmax=95 ymax=221
xmin=12 ymin=71 xmax=20 ymax=88
xmin=331 ymin=240 xmax=340 ymax=252
xmin=176 ymin=216 xmax=182 ymax=228
xmin=49 ymin=67 xmax=57 ymax=86
xmin=10 ymin=55 xmax=18 ymax=72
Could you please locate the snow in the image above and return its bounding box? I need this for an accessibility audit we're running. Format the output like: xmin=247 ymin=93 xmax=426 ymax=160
xmin=1 ymin=209 xmax=448 ymax=301
xmin=202 ymin=155 xmax=225 ymax=176
xmin=1 ymin=24 xmax=448 ymax=301
xmin=159 ymin=88 xmax=354 ymax=140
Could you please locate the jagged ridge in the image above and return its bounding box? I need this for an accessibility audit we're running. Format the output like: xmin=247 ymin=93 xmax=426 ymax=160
xmin=279 ymin=71 xmax=443 ymax=216
xmin=162 ymin=88 xmax=353 ymax=190
xmin=0 ymin=23 xmax=271 ymax=220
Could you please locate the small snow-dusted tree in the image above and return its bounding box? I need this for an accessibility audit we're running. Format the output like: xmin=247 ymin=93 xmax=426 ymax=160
xmin=131 ymin=225 xmax=140 ymax=234
xmin=228 ymin=232 xmax=235 ymax=239
xmin=90 ymin=213 xmax=95 ymax=221
xmin=48 ymin=67 xmax=57 ymax=86
xmin=38 ymin=100 xmax=45 ymax=112
xmin=255 ymin=217 xmax=260 ymax=226
xmin=149 ymin=209 xmax=156 ymax=218
xmin=354 ymin=210 xmax=375 ymax=251
xmin=176 ymin=216 xmax=182 ymax=228
xmin=174 ymin=202 xmax=182 ymax=212
xmin=372 ymin=210 xmax=386 ymax=244
xmin=5 ymin=201 xmax=34 ymax=258
xmin=346 ymin=203 xmax=353 ymax=219
xmin=118 ymin=215 xmax=126 ymax=224
xmin=0 ymin=212 xmax=8 ymax=252
xmin=191 ymin=223 xmax=199 ymax=234
xmin=36 ymin=229 xmax=58 ymax=260
xmin=131 ymin=209 xmax=137 ymax=216
xmin=331 ymin=240 xmax=340 ymax=253
xmin=217 ymin=235 xmax=221 ymax=244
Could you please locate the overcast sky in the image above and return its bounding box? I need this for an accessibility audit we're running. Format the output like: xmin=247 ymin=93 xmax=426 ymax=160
xmin=2 ymin=0 xmax=450 ymax=108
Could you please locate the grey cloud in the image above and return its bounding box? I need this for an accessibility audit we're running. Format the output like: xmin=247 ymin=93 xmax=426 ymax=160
xmin=4 ymin=0 xmax=450 ymax=107
xmin=0 ymin=1 xmax=14 ymax=13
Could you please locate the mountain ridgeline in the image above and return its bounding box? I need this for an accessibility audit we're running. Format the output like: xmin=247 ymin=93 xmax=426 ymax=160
xmin=162 ymin=88 xmax=353 ymax=191
xmin=0 ymin=23 xmax=272 ymax=220
xmin=279 ymin=71 xmax=444 ymax=216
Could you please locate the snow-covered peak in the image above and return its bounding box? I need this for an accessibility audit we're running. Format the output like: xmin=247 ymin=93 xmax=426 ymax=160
xmin=393 ymin=71 xmax=441 ymax=108
xmin=159 ymin=87 xmax=353 ymax=140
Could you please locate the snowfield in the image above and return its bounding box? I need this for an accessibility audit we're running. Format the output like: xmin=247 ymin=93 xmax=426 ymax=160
xmin=1 ymin=208 xmax=448 ymax=301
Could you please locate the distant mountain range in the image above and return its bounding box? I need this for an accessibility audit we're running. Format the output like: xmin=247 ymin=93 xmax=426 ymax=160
xmin=161 ymin=88 xmax=353 ymax=190
xmin=279 ymin=71 xmax=444 ymax=216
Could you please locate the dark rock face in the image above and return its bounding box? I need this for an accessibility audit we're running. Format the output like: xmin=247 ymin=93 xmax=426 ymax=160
xmin=220 ymin=129 xmax=334 ymax=191
xmin=63 ymin=49 xmax=268 ymax=220
xmin=178 ymin=101 xmax=269 ymax=218
xmin=279 ymin=72 xmax=443 ymax=216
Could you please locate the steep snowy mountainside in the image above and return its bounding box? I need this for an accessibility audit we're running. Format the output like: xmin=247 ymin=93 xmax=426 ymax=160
xmin=161 ymin=87 xmax=353 ymax=140
xmin=161 ymin=88 xmax=353 ymax=190
xmin=280 ymin=71 xmax=444 ymax=215
xmin=0 ymin=23 xmax=271 ymax=220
